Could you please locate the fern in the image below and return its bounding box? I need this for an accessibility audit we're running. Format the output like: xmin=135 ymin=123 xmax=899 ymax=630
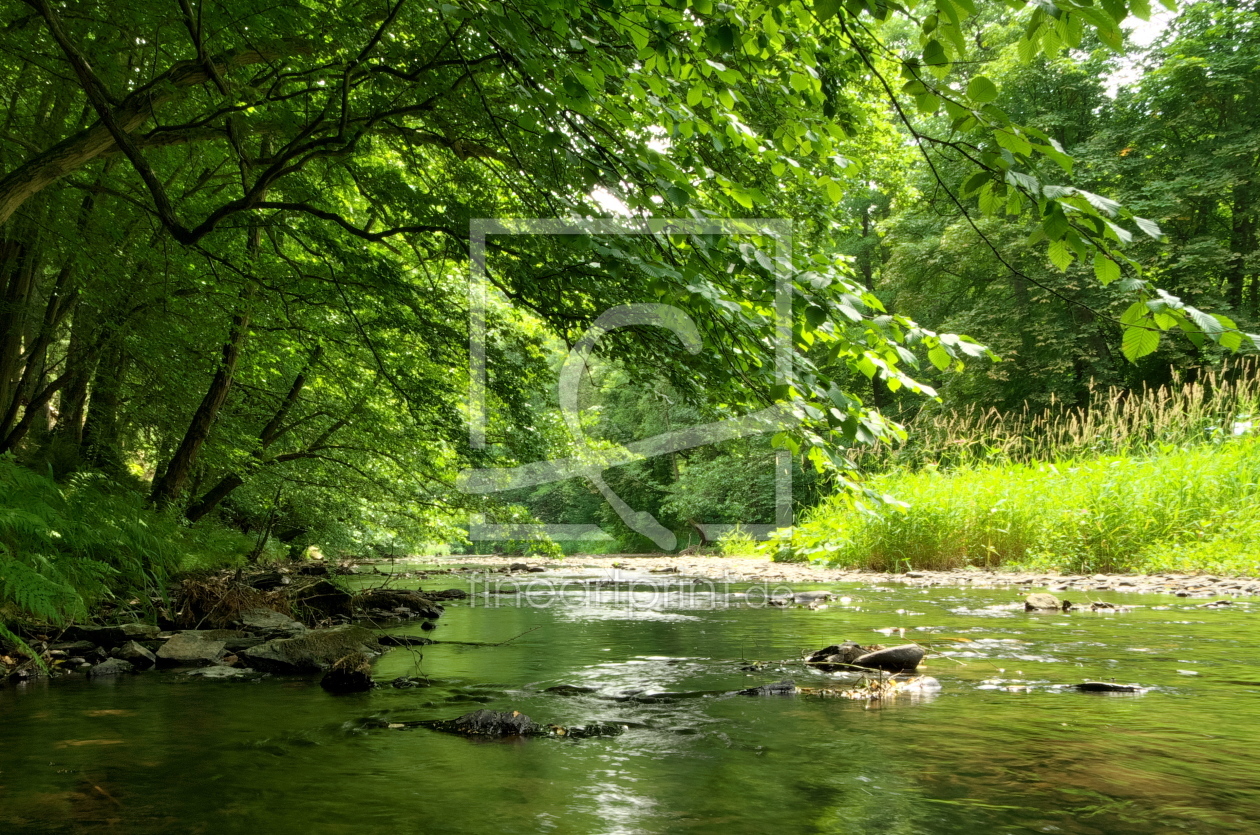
xmin=0 ymin=456 xmax=190 ymax=630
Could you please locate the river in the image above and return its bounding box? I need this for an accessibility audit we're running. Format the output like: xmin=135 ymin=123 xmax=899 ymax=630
xmin=2 ymin=561 xmax=1258 ymax=833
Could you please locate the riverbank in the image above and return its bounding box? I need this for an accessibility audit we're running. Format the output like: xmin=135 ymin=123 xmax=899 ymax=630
xmin=428 ymin=554 xmax=1260 ymax=598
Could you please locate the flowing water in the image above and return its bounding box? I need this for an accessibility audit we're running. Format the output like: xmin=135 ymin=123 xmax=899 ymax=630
xmin=3 ymin=562 xmax=1260 ymax=834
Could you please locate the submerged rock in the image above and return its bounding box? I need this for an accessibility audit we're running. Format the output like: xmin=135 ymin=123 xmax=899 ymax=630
xmin=737 ymin=679 xmax=799 ymax=696
xmin=239 ymin=625 xmax=381 ymax=674
xmin=550 ymin=722 xmax=625 ymax=738
xmin=545 ymin=684 xmax=599 ymax=696
xmin=429 ymin=709 xmax=540 ymax=736
xmin=156 ymin=633 xmax=226 ymax=667
xmin=184 ymin=666 xmax=264 ymax=680
xmin=390 ymin=676 xmax=429 ymax=688
xmin=87 ymin=658 xmax=135 ymax=678
xmin=320 ymin=652 xmax=376 ymax=693
xmin=378 ymin=634 xmax=433 ymax=647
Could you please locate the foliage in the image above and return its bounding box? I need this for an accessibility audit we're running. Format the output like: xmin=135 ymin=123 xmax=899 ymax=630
xmin=0 ymin=454 xmax=261 ymax=631
xmin=787 ymin=373 xmax=1260 ymax=573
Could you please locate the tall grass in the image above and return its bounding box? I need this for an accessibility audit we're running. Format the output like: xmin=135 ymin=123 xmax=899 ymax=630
xmin=863 ymin=362 xmax=1260 ymax=469
xmin=790 ymin=364 xmax=1260 ymax=575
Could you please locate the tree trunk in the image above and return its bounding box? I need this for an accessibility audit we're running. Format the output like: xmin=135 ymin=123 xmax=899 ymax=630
xmin=149 ymin=294 xmax=252 ymax=509
xmin=81 ymin=338 xmax=126 ymax=475
xmin=185 ymin=345 xmax=322 ymax=522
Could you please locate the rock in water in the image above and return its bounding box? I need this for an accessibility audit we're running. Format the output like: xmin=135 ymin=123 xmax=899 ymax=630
xmin=852 ymin=644 xmax=925 ymax=673
xmin=737 ymin=679 xmax=799 ymax=696
xmin=156 ymin=633 xmax=227 ymax=667
xmin=1074 ymin=681 xmax=1145 ymax=693
xmin=184 ymin=666 xmax=262 ymax=680
xmin=239 ymin=625 xmax=381 ymax=674
xmin=111 ymin=640 xmax=157 ymax=669
xmin=320 ymin=652 xmax=376 ymax=693
xmin=429 ymin=709 xmax=541 ymax=736
xmin=87 ymin=658 xmax=135 ymax=678
xmin=1025 ymin=593 xmax=1065 ymax=611
xmin=805 ymin=641 xmax=867 ymax=670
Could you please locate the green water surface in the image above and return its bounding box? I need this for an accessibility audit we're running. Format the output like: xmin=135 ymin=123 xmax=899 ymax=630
xmin=2 ymin=562 xmax=1258 ymax=834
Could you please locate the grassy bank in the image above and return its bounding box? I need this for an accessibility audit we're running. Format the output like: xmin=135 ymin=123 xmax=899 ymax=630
xmin=784 ymin=368 xmax=1260 ymax=575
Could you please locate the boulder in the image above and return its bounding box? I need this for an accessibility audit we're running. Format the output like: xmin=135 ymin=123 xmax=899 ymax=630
xmin=319 ymin=652 xmax=376 ymax=693
xmin=156 ymin=632 xmax=227 ymax=667
xmin=182 ymin=629 xmax=265 ymax=651
xmin=87 ymin=658 xmax=135 ymax=678
xmin=1025 ymin=593 xmax=1067 ymax=611
xmin=111 ymin=640 xmax=157 ymax=669
xmin=353 ymin=588 xmax=443 ymax=620
xmin=235 ymin=607 xmax=307 ymax=638
xmin=238 ymin=625 xmax=381 ymax=674
xmin=805 ymin=641 xmax=867 ymax=671
xmin=852 ymin=644 xmax=925 ymax=673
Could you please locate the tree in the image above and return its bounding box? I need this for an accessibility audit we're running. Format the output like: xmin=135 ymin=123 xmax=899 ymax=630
xmin=0 ymin=0 xmax=1246 ymax=554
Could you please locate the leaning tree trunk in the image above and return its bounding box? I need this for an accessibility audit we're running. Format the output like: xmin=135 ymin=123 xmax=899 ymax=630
xmin=148 ymin=295 xmax=252 ymax=509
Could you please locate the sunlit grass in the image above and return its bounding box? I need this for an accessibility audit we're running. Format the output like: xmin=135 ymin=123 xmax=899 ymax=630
xmin=790 ymin=365 xmax=1260 ymax=575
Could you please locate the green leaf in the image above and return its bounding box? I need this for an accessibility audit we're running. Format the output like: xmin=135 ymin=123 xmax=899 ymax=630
xmin=966 ymin=76 xmax=999 ymax=103
xmin=1093 ymin=253 xmax=1121 ymax=285
xmin=923 ymin=39 xmax=947 ymax=68
xmin=815 ymin=0 xmax=843 ymax=20
xmin=928 ymin=345 xmax=951 ymax=371
xmin=1121 ymin=324 xmax=1159 ymax=362
xmin=961 ymin=171 xmax=989 ymax=196
xmin=1047 ymin=239 xmax=1073 ymax=271
xmin=1119 ymin=301 xmax=1147 ymax=327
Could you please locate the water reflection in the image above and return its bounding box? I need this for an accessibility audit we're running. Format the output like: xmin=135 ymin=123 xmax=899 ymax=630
xmin=4 ymin=564 xmax=1260 ymax=833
